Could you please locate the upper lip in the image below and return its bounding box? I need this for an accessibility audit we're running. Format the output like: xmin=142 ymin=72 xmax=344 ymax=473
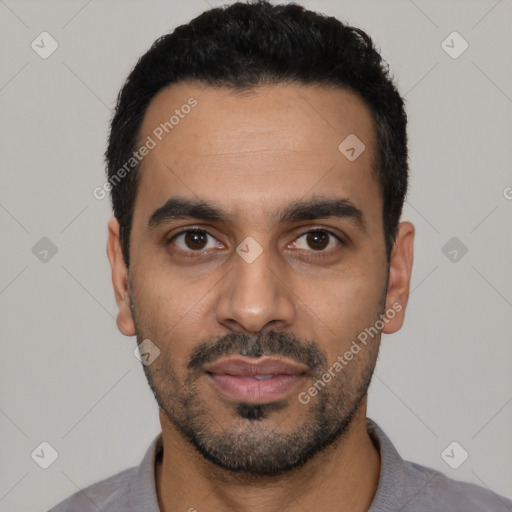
xmin=203 ymin=355 xmax=308 ymax=377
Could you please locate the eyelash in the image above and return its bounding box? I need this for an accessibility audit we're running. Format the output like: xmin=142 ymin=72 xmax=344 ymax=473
xmin=166 ymin=227 xmax=346 ymax=258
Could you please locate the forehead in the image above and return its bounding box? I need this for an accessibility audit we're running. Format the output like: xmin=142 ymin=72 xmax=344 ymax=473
xmin=134 ymin=81 xmax=381 ymax=231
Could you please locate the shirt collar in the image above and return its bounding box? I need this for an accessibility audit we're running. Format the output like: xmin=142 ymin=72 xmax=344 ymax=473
xmin=366 ymin=418 xmax=410 ymax=511
xmin=130 ymin=431 xmax=163 ymax=511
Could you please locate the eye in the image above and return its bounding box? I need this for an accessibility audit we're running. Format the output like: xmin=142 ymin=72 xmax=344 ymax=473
xmin=290 ymin=229 xmax=343 ymax=252
xmin=169 ymin=229 xmax=223 ymax=253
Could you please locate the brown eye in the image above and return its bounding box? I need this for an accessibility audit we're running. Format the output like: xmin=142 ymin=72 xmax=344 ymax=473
xmin=306 ymin=231 xmax=329 ymax=250
xmin=292 ymin=229 xmax=341 ymax=252
xmin=170 ymin=229 xmax=221 ymax=252
xmin=184 ymin=230 xmax=208 ymax=250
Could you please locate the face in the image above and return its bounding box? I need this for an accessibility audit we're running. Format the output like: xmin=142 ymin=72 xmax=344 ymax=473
xmin=108 ymin=82 xmax=414 ymax=475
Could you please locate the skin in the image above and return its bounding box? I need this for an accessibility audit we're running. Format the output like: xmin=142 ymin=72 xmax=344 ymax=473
xmin=107 ymin=82 xmax=414 ymax=512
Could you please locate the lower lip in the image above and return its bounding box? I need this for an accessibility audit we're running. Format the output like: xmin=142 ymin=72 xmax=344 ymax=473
xmin=207 ymin=373 xmax=305 ymax=403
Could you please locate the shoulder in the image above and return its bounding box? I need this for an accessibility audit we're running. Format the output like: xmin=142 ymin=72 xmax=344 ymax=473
xmin=400 ymin=459 xmax=512 ymax=511
xmin=48 ymin=467 xmax=136 ymax=512
xmin=367 ymin=419 xmax=512 ymax=512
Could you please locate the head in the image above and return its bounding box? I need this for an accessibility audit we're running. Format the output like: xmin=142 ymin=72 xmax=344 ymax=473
xmin=106 ymin=0 xmax=414 ymax=476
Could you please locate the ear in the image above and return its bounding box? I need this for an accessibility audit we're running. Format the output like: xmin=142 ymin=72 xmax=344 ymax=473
xmin=382 ymin=221 xmax=415 ymax=334
xmin=107 ymin=217 xmax=136 ymax=336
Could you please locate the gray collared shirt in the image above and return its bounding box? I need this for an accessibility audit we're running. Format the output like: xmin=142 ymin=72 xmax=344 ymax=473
xmin=48 ymin=419 xmax=512 ymax=511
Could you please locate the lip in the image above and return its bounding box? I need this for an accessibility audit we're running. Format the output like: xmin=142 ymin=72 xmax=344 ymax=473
xmin=204 ymin=355 xmax=308 ymax=404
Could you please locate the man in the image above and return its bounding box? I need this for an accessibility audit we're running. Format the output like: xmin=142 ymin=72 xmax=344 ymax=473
xmin=50 ymin=1 xmax=511 ymax=511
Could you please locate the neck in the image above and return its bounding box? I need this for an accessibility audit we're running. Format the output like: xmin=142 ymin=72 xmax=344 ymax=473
xmin=155 ymin=400 xmax=380 ymax=512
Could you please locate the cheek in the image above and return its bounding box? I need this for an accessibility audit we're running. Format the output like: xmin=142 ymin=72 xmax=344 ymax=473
xmin=293 ymin=268 xmax=384 ymax=358
xmin=132 ymin=271 xmax=215 ymax=363
xmin=297 ymin=264 xmax=383 ymax=320
xmin=135 ymin=260 xmax=201 ymax=318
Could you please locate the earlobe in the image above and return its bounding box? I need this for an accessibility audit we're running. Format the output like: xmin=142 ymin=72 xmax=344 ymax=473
xmin=106 ymin=218 xmax=136 ymax=337
xmin=382 ymin=221 xmax=415 ymax=335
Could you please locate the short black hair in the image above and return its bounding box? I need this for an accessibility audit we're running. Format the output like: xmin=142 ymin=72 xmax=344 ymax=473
xmin=105 ymin=0 xmax=408 ymax=267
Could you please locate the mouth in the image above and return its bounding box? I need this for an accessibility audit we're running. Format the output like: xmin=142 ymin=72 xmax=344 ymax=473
xmin=203 ymin=355 xmax=308 ymax=404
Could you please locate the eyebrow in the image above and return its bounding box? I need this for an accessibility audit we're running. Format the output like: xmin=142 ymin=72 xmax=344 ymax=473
xmin=147 ymin=195 xmax=366 ymax=232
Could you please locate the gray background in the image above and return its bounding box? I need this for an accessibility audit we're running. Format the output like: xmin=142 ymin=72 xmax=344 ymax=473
xmin=1 ymin=0 xmax=511 ymax=510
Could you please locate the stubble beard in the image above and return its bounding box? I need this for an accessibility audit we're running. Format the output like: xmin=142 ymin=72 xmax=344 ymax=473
xmin=135 ymin=325 xmax=381 ymax=476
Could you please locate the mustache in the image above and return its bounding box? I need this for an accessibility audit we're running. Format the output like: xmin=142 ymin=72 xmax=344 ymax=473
xmin=187 ymin=329 xmax=327 ymax=374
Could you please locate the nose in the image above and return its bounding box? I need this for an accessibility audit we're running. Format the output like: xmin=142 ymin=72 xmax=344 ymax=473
xmin=215 ymin=241 xmax=297 ymax=334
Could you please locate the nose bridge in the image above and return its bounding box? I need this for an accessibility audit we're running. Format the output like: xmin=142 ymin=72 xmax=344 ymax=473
xmin=215 ymin=236 xmax=296 ymax=333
